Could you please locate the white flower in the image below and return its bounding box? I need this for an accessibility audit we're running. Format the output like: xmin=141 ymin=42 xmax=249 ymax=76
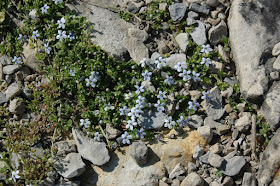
xmin=80 ymin=118 xmax=91 ymax=128
xmin=154 ymin=56 xmax=166 ymax=69
xmin=122 ymin=131 xmax=132 ymax=144
xmin=85 ymin=75 xmax=97 ymax=88
xmin=9 ymin=170 xmax=20 ymax=183
xmin=32 ymin=30 xmax=39 ymax=40
xmin=164 ymin=75 xmax=174 ymax=86
xmin=12 ymin=56 xmax=21 ymax=65
xmin=135 ymin=85 xmax=144 ymax=95
xmin=126 ymin=120 xmax=137 ymax=131
xmin=200 ymin=57 xmax=212 ymax=67
xmin=56 ymin=30 xmax=67 ymax=41
xmin=174 ymin=61 xmax=187 ymax=72
xmin=124 ymin=92 xmax=133 ymax=100
xmin=57 ymin=17 xmax=65 ymax=29
xmin=44 ymin=41 xmax=51 ymax=54
xmin=164 ymin=116 xmax=176 ymax=129
xmin=94 ymin=132 xmax=103 ymax=141
xmin=141 ymin=70 xmax=152 ymax=81
xmin=69 ymin=69 xmax=76 ymax=76
xmin=41 ymin=4 xmax=49 ymax=14
xmin=140 ymin=58 xmax=148 ymax=67
xmin=201 ymin=44 xmax=213 ymax=54
xmin=179 ymin=69 xmax=191 ymax=81
xmin=53 ymin=0 xmax=63 ymax=5
xmin=157 ymin=91 xmax=167 ymax=100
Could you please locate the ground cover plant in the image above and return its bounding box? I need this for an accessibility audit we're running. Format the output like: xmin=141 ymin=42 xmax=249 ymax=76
xmin=0 ymin=0 xmax=271 ymax=185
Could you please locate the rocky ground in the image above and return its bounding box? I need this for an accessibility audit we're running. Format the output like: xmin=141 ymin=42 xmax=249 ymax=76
xmin=1 ymin=0 xmax=280 ymax=185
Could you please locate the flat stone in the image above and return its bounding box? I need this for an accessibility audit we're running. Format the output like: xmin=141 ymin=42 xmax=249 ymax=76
xmin=235 ymin=113 xmax=251 ymax=132
xmin=272 ymin=42 xmax=280 ymax=56
xmin=273 ymin=56 xmax=280 ymax=70
xmin=189 ymin=3 xmax=210 ymax=15
xmin=9 ymin=98 xmax=25 ymax=115
xmin=169 ymin=163 xmax=186 ymax=179
xmin=199 ymin=151 xmax=210 ymax=164
xmin=138 ymin=110 xmax=167 ymax=130
xmin=204 ymin=117 xmax=222 ymax=129
xmin=206 ymin=0 xmax=220 ymax=7
xmin=181 ymin=172 xmax=204 ymax=186
xmin=22 ymin=44 xmax=45 ymax=73
xmin=72 ymin=128 xmax=110 ymax=166
xmin=141 ymin=80 xmax=156 ymax=93
xmin=193 ymin=145 xmax=204 ymax=159
xmin=175 ymin=33 xmax=189 ymax=52
xmin=5 ymin=82 xmax=22 ymax=100
xmin=0 ymin=92 xmax=7 ymax=104
xmin=189 ymin=114 xmax=204 ymax=129
xmin=0 ymin=55 xmax=12 ymax=65
xmin=242 ymin=172 xmax=256 ymax=186
xmin=129 ymin=141 xmax=148 ymax=166
xmin=188 ymin=11 xmax=199 ymax=19
xmin=208 ymin=153 xmax=224 ymax=168
xmin=168 ymin=3 xmax=187 ymax=21
xmin=209 ymin=143 xmax=223 ymax=154
xmin=3 ymin=65 xmax=22 ymax=75
xmin=54 ymin=153 xmax=86 ymax=179
xmin=208 ymin=20 xmax=228 ymax=46
xmin=105 ymin=123 xmax=122 ymax=139
xmin=54 ymin=141 xmax=76 ymax=156
xmin=216 ymin=125 xmax=231 ymax=135
xmin=128 ymin=28 xmax=148 ymax=42
xmin=197 ymin=126 xmax=213 ymax=143
xmin=221 ymin=156 xmax=246 ymax=176
xmin=190 ymin=21 xmax=207 ymax=46
xmin=166 ymin=54 xmax=186 ymax=70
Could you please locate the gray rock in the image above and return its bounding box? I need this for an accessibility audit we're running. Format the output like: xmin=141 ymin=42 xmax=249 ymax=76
xmin=189 ymin=3 xmax=210 ymax=15
xmin=190 ymin=21 xmax=207 ymax=46
xmin=209 ymin=143 xmax=223 ymax=154
xmin=216 ymin=125 xmax=231 ymax=135
xmin=208 ymin=153 xmax=224 ymax=168
xmin=22 ymin=44 xmax=45 ymax=73
xmin=72 ymin=128 xmax=110 ymax=166
xmin=127 ymin=2 xmax=139 ymax=13
xmin=198 ymin=126 xmax=213 ymax=143
xmin=158 ymin=40 xmax=170 ymax=54
xmin=222 ymin=176 xmax=234 ymax=186
xmin=9 ymin=98 xmax=25 ymax=115
xmin=166 ymin=94 xmax=176 ymax=116
xmin=208 ymin=20 xmax=228 ymax=46
xmin=199 ymin=151 xmax=210 ymax=164
xmin=171 ymin=179 xmax=180 ymax=186
xmin=235 ymin=113 xmax=251 ymax=132
xmin=0 ymin=55 xmax=12 ymax=65
xmin=0 ymin=63 xmax=3 ymax=80
xmin=55 ymin=178 xmax=80 ymax=186
xmin=221 ymin=87 xmax=233 ymax=98
xmin=181 ymin=172 xmax=204 ymax=186
xmin=273 ymin=56 xmax=280 ymax=70
xmin=187 ymin=18 xmax=196 ymax=26
xmin=242 ymin=172 xmax=256 ymax=186
xmin=207 ymin=17 xmax=221 ymax=26
xmin=129 ymin=141 xmax=148 ymax=166
xmin=54 ymin=141 xmax=76 ymax=156
xmin=189 ymin=90 xmax=202 ymax=101
xmin=105 ymin=123 xmax=122 ymax=139
xmin=270 ymin=176 xmax=280 ymax=186
xmin=141 ymin=80 xmax=156 ymax=93
xmin=189 ymin=114 xmax=204 ymax=129
xmin=206 ymin=0 xmax=220 ymax=7
xmin=5 ymin=82 xmax=22 ymax=100
xmin=138 ymin=110 xmax=167 ymax=130
xmin=166 ymin=54 xmax=186 ymax=70
xmin=228 ymin=0 xmax=280 ymax=100
xmin=188 ymin=11 xmax=199 ymax=19
xmin=175 ymin=33 xmax=189 ymax=52
xmin=0 ymin=92 xmax=7 ymax=104
xmin=260 ymin=81 xmax=280 ymax=131
xmin=169 ymin=163 xmax=186 ymax=179
xmin=201 ymin=86 xmax=225 ymax=120
xmin=66 ymin=2 xmax=134 ymax=60
xmin=258 ymin=128 xmax=280 ymax=185
xmin=204 ymin=117 xmax=222 ymax=129
xmin=221 ymin=156 xmax=246 ymax=176
xmin=168 ymin=3 xmax=187 ymax=21
xmin=188 ymin=162 xmax=198 ymax=173
xmin=22 ymin=88 xmax=33 ymax=100
xmin=193 ymin=145 xmax=204 ymax=159
xmin=272 ymin=42 xmax=280 ymax=56
xmin=3 ymin=65 xmax=22 ymax=75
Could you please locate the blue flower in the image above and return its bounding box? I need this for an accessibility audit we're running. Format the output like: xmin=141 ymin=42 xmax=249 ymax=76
xmin=135 ymin=85 xmax=144 ymax=95
xmin=154 ymin=134 xmax=162 ymax=142
xmin=201 ymin=57 xmax=212 ymax=67
xmin=85 ymin=76 xmax=97 ymax=88
xmin=136 ymin=95 xmax=146 ymax=105
xmin=179 ymin=69 xmax=191 ymax=81
xmin=136 ymin=128 xmax=146 ymax=139
xmin=155 ymin=56 xmax=166 ymax=69
xmin=53 ymin=0 xmax=63 ymax=5
xmin=41 ymin=4 xmax=49 ymax=14
xmin=68 ymin=32 xmax=76 ymax=41
xmin=126 ymin=120 xmax=137 ymax=131
xmin=201 ymin=44 xmax=213 ymax=54
xmin=140 ymin=58 xmax=148 ymax=67
xmin=122 ymin=131 xmax=132 ymax=144
xmin=188 ymin=100 xmax=200 ymax=111
xmin=174 ymin=61 xmax=187 ymax=72
xmin=57 ymin=17 xmax=65 ymax=29
xmin=164 ymin=116 xmax=176 ymax=129
xmin=177 ymin=116 xmax=190 ymax=128
xmin=201 ymin=90 xmax=213 ymax=101
xmin=157 ymin=90 xmax=167 ymax=100
xmin=119 ymin=106 xmax=130 ymax=116
xmin=32 ymin=30 xmax=39 ymax=40
xmin=56 ymin=30 xmax=67 ymax=41
xmin=94 ymin=132 xmax=103 ymax=141
xmin=12 ymin=56 xmax=21 ymax=65
xmin=164 ymin=75 xmax=174 ymax=86
xmin=17 ymin=34 xmax=27 ymax=43
xmin=80 ymin=118 xmax=91 ymax=128
xmin=154 ymin=100 xmax=165 ymax=111
xmin=69 ymin=69 xmax=76 ymax=77
xmin=192 ymin=71 xmax=201 ymax=82
xmin=141 ymin=70 xmax=152 ymax=81
xmin=44 ymin=41 xmax=52 ymax=54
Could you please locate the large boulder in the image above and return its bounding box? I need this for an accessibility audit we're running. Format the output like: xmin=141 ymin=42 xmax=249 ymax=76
xmin=228 ymin=0 xmax=280 ymax=101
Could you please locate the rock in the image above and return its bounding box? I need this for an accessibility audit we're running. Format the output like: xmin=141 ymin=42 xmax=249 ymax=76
xmin=127 ymin=2 xmax=139 ymax=13
xmin=197 ymin=126 xmax=213 ymax=143
xmin=270 ymin=71 xmax=280 ymax=80
xmin=208 ymin=153 xmax=224 ymax=168
xmin=166 ymin=54 xmax=186 ymax=70
xmin=22 ymin=88 xmax=33 ymax=100
xmin=204 ymin=117 xmax=222 ymax=129
xmin=188 ymin=11 xmax=199 ymax=19
xmin=181 ymin=172 xmax=204 ymax=186
xmin=66 ymin=2 xmax=134 ymax=60
xmin=22 ymin=44 xmax=45 ymax=73
xmin=224 ymin=104 xmax=233 ymax=113
xmin=5 ymin=82 xmax=22 ymax=100
xmin=0 ymin=55 xmax=12 ymax=65
xmin=272 ymin=42 xmax=280 ymax=56
xmin=175 ymin=33 xmax=189 ymax=52
xmin=210 ymin=61 xmax=225 ymax=73
xmin=260 ymin=81 xmax=280 ymax=131
xmin=257 ymin=128 xmax=280 ymax=185
xmin=169 ymin=163 xmax=186 ymax=179
xmin=228 ymin=0 xmax=280 ymax=101
xmin=216 ymin=125 xmax=231 ymax=135
xmin=105 ymin=123 xmax=121 ymax=139
xmin=270 ymin=177 xmax=280 ymax=186
xmin=206 ymin=0 xmax=220 ymax=7
xmin=123 ymin=36 xmax=149 ymax=65
xmin=159 ymin=180 xmax=169 ymax=186
xmin=221 ymin=87 xmax=233 ymax=98
xmin=72 ymin=128 xmax=110 ymax=166
xmin=273 ymin=56 xmax=280 ymax=70
xmin=0 ymin=63 xmax=3 ymax=80
xmin=189 ymin=3 xmax=210 ymax=15
xmin=209 ymin=143 xmax=223 ymax=154
xmin=208 ymin=20 xmax=228 ymax=46
xmin=0 ymin=93 xmax=7 ymax=104
xmin=222 ymin=176 xmax=234 ymax=186
xmin=24 ymin=74 xmax=37 ymax=82
xmin=189 ymin=114 xmax=204 ymax=129
xmin=141 ymin=80 xmax=156 ymax=93
xmin=242 ymin=172 xmax=256 ymax=186
xmin=221 ymin=156 xmax=246 ymax=176
xmin=9 ymin=99 xmax=25 ymax=115
xmin=199 ymin=151 xmax=210 ymax=164
xmin=3 ymin=65 xmax=22 ymax=75
xmin=201 ymin=86 xmax=225 ymax=120
xmin=129 ymin=141 xmax=148 ymax=166
xmin=159 ymin=3 xmax=167 ymax=11
xmin=189 ymin=90 xmax=202 ymax=101
xmin=193 ymin=145 xmax=204 ymax=159
xmin=158 ymin=40 xmax=170 ymax=54
xmin=218 ymin=45 xmax=230 ymax=63
xmin=190 ymin=21 xmax=207 ymax=46
xmin=235 ymin=113 xmax=251 ymax=132
xmin=168 ymin=3 xmax=187 ymax=21
xmin=166 ymin=94 xmax=176 ymax=116
xmin=138 ymin=110 xmax=166 ymax=130
xmin=187 ymin=18 xmax=196 ymax=26
xmin=171 ymin=179 xmax=180 ymax=186
xmin=54 ymin=141 xmax=76 ymax=156
xmin=188 ymin=162 xmax=198 ymax=173
xmin=207 ymin=17 xmax=221 ymax=26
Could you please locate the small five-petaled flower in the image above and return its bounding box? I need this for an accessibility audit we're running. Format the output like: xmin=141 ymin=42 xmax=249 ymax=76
xmin=94 ymin=132 xmax=103 ymax=141
xmin=201 ymin=44 xmax=213 ymax=54
xmin=12 ymin=56 xmax=21 ymax=65
xmin=122 ymin=131 xmax=132 ymax=144
xmin=201 ymin=90 xmax=213 ymax=101
xmin=9 ymin=170 xmax=20 ymax=183
xmin=32 ymin=30 xmax=39 ymax=40
xmin=41 ymin=4 xmax=49 ymax=14
xmin=188 ymin=100 xmax=200 ymax=111
xmin=80 ymin=118 xmax=91 ymax=128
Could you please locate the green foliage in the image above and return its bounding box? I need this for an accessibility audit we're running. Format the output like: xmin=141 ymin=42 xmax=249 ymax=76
xmin=215 ymin=170 xmax=223 ymax=178
xmin=222 ymin=35 xmax=230 ymax=52
xmin=256 ymin=115 xmax=271 ymax=147
xmin=119 ymin=10 xmax=133 ymax=22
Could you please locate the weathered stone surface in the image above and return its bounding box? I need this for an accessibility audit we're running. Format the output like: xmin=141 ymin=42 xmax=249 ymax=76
xmin=129 ymin=141 xmax=148 ymax=166
xmin=235 ymin=112 xmax=251 ymax=132
xmin=169 ymin=163 xmax=186 ymax=179
xmin=72 ymin=128 xmax=110 ymax=166
xmin=221 ymin=156 xmax=246 ymax=176
xmin=272 ymin=42 xmax=280 ymax=56
xmin=197 ymin=126 xmax=213 ymax=143
xmin=138 ymin=110 xmax=167 ymax=130
xmin=209 ymin=143 xmax=223 ymax=154
xmin=193 ymin=145 xmax=204 ymax=160
xmin=105 ymin=123 xmax=122 ymax=139
xmin=0 ymin=92 xmax=7 ymax=104
xmin=201 ymin=86 xmax=225 ymax=120
xmin=208 ymin=20 xmax=228 ymax=46
xmin=190 ymin=21 xmax=207 ymax=46
xmin=5 ymin=82 xmax=22 ymax=100
xmin=141 ymin=80 xmax=156 ymax=93
xmin=258 ymin=128 xmax=280 ymax=185
xmin=206 ymin=0 xmax=219 ymax=7
xmin=3 ymin=65 xmax=22 ymax=75
xmin=228 ymin=0 xmax=280 ymax=100
xmin=168 ymin=3 xmax=187 ymax=21
xmin=175 ymin=33 xmax=189 ymax=52
xmin=22 ymin=44 xmax=45 ymax=73
xmin=166 ymin=54 xmax=186 ymax=70
xmin=242 ymin=172 xmax=256 ymax=186
xmin=199 ymin=151 xmax=210 ymax=164
xmin=0 ymin=63 xmax=3 ymax=80
xmin=128 ymin=28 xmax=148 ymax=43
xmin=216 ymin=125 xmax=231 ymax=135
xmin=54 ymin=141 xmax=76 ymax=156
xmin=204 ymin=117 xmax=222 ymax=129
xmin=260 ymin=81 xmax=280 ymax=131
xmin=208 ymin=153 xmax=224 ymax=168
xmin=9 ymin=98 xmax=25 ymax=115
xmin=189 ymin=3 xmax=210 ymax=15
xmin=181 ymin=172 xmax=204 ymax=186
xmin=0 ymin=55 xmax=12 ymax=65
xmin=66 ymin=1 xmax=134 ymax=60
xmin=54 ymin=153 xmax=86 ymax=179
xmin=189 ymin=114 xmax=204 ymax=129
